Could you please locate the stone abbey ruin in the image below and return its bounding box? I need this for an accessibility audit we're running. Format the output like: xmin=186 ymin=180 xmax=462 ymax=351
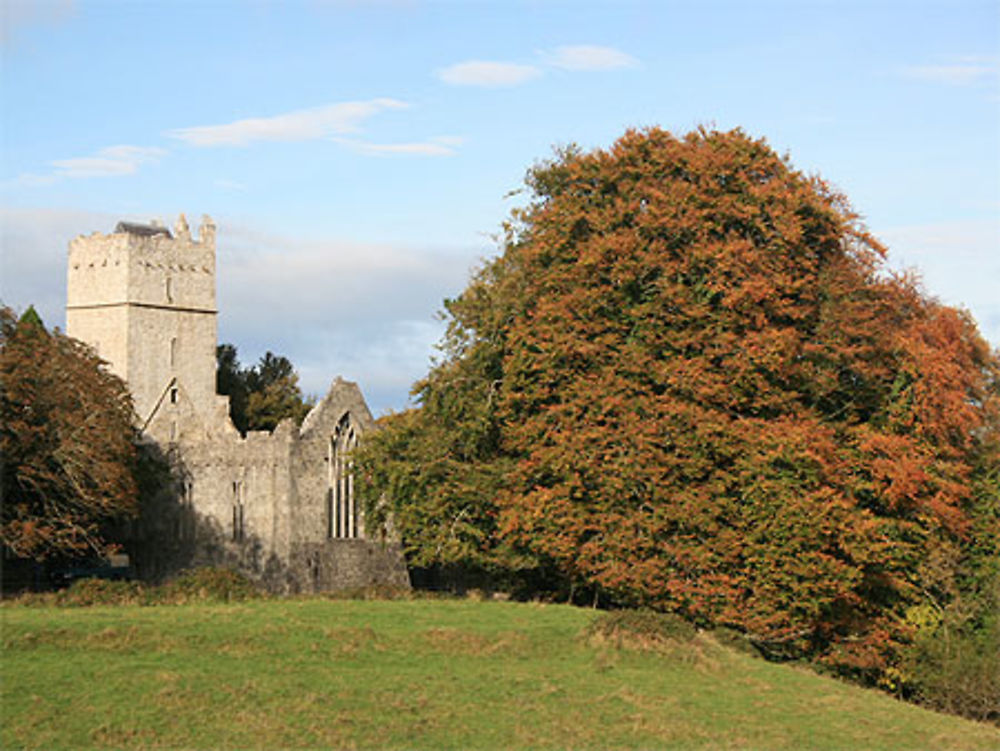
xmin=66 ymin=214 xmax=408 ymax=592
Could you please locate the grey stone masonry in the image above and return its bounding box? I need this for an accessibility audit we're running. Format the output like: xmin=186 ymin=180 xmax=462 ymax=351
xmin=66 ymin=215 xmax=409 ymax=593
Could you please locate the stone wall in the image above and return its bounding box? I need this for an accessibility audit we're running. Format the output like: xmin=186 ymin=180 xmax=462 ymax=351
xmin=289 ymin=540 xmax=410 ymax=594
xmin=67 ymin=216 xmax=410 ymax=594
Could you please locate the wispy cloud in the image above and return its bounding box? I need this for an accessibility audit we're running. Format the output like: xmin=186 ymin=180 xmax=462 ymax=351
xmin=0 ymin=206 xmax=117 ymax=327
xmin=1 ymin=0 xmax=75 ymax=47
xmin=900 ymin=56 xmax=999 ymax=86
xmin=436 ymin=45 xmax=639 ymax=87
xmin=50 ymin=145 xmax=167 ymax=178
xmin=0 ymin=208 xmax=477 ymax=413
xmin=334 ymin=135 xmax=463 ymax=157
xmin=217 ymin=222 xmax=478 ymax=411
xmin=6 ymin=145 xmax=165 ymax=185
xmin=167 ymin=98 xmax=408 ymax=146
xmin=880 ymin=218 xmax=1000 ymax=346
xmin=437 ymin=60 xmax=542 ymax=88
xmin=6 ymin=173 xmax=59 ymax=188
xmin=214 ymin=178 xmax=247 ymax=191
xmin=545 ymin=45 xmax=639 ymax=71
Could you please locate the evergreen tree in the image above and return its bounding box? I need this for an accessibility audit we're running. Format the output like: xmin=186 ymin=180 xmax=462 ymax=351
xmin=216 ymin=345 xmax=313 ymax=433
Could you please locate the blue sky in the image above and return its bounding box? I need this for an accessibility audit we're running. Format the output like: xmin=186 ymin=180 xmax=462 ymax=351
xmin=2 ymin=0 xmax=998 ymax=414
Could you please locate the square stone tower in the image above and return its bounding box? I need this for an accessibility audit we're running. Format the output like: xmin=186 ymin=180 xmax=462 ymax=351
xmin=66 ymin=215 xmax=218 ymax=425
xmin=64 ymin=214 xmax=410 ymax=592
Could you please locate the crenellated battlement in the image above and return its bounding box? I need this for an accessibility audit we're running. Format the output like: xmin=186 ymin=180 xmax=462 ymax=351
xmin=66 ymin=213 xmax=219 ymax=424
xmin=68 ymin=215 xmax=214 ymax=261
xmin=63 ymin=213 xmax=408 ymax=593
xmin=68 ymin=214 xmax=217 ymax=312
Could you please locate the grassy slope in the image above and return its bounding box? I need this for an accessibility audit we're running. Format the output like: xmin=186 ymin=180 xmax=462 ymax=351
xmin=2 ymin=598 xmax=998 ymax=750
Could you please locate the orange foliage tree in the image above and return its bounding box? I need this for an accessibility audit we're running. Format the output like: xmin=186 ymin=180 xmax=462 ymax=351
xmin=0 ymin=307 xmax=140 ymax=561
xmin=358 ymin=128 xmax=1000 ymax=680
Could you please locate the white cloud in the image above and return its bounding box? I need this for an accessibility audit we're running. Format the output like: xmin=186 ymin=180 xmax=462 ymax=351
xmin=0 ymin=208 xmax=480 ymax=414
xmin=900 ymin=57 xmax=999 ymax=86
xmin=6 ymin=173 xmax=59 ymax=188
xmin=50 ymin=145 xmax=166 ymax=179
xmin=546 ymin=45 xmax=639 ymax=71
xmin=167 ymin=98 xmax=408 ymax=146
xmin=879 ymin=218 xmax=1000 ymax=347
xmin=333 ymin=135 xmax=463 ymax=157
xmin=216 ymin=221 xmax=480 ymax=412
xmin=1 ymin=0 xmax=75 ymax=46
xmin=437 ymin=60 xmax=542 ymax=87
xmin=3 ymin=145 xmax=164 ymax=187
xmin=214 ymin=178 xmax=247 ymax=191
xmin=0 ymin=207 xmax=117 ymax=328
xmin=435 ymin=46 xmax=637 ymax=87
xmin=291 ymin=320 xmax=445 ymax=411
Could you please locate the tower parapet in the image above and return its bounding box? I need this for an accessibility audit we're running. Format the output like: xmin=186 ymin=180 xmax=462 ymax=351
xmin=63 ymin=214 xmax=409 ymax=593
xmin=67 ymin=215 xmax=219 ymax=425
xmin=174 ymin=213 xmax=191 ymax=242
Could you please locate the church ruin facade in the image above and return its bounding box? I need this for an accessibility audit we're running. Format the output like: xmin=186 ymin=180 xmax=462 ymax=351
xmin=66 ymin=214 xmax=409 ymax=592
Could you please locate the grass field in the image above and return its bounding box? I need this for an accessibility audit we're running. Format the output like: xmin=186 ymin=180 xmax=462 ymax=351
xmin=3 ymin=597 xmax=998 ymax=750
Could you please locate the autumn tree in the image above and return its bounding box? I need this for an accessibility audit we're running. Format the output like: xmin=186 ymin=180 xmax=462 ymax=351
xmin=216 ymin=345 xmax=313 ymax=433
xmin=0 ymin=307 xmax=140 ymax=560
xmin=358 ymin=127 xmax=1000 ymax=684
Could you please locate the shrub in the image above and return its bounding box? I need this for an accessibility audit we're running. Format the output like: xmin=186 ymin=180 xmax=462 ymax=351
xmin=710 ymin=626 xmax=763 ymax=657
xmin=587 ymin=609 xmax=697 ymax=651
xmin=2 ymin=567 xmax=266 ymax=607
xmin=904 ymin=610 xmax=1000 ymax=725
xmin=54 ymin=578 xmax=147 ymax=607
xmin=156 ymin=568 xmax=264 ymax=604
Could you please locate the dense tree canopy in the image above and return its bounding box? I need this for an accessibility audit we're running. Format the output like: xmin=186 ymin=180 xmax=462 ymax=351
xmin=357 ymin=127 xmax=1000 ymax=685
xmin=1 ymin=307 xmax=140 ymax=560
xmin=216 ymin=345 xmax=313 ymax=433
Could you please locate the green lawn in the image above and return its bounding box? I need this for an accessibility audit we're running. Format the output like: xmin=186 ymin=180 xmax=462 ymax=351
xmin=2 ymin=598 xmax=997 ymax=750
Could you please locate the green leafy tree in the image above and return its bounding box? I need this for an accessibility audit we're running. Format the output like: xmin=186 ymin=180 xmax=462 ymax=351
xmin=901 ymin=407 xmax=1000 ymax=722
xmin=216 ymin=345 xmax=313 ymax=433
xmin=357 ymin=127 xmax=1000 ymax=685
xmin=0 ymin=306 xmax=140 ymax=560
xmin=357 ymin=251 xmax=525 ymax=579
xmin=216 ymin=343 xmax=249 ymax=432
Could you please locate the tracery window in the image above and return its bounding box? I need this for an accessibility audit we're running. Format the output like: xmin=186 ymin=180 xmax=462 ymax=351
xmin=327 ymin=414 xmax=360 ymax=539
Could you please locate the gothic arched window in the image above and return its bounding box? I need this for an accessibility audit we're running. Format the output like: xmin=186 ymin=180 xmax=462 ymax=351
xmin=327 ymin=414 xmax=360 ymax=539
